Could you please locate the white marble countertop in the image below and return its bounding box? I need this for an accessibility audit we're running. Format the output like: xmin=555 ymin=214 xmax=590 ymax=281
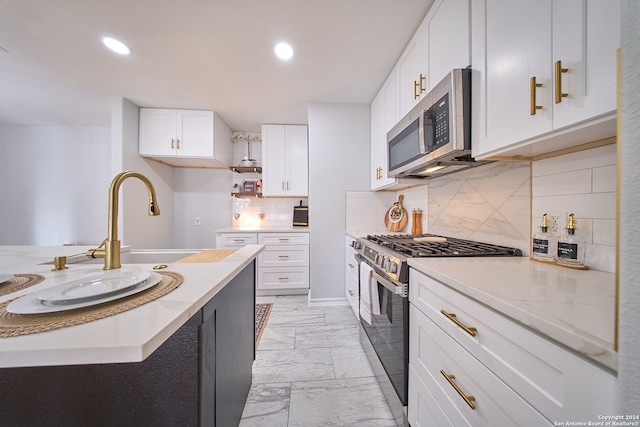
xmin=0 ymin=244 xmax=263 ymax=368
xmin=216 ymin=226 xmax=310 ymax=233
xmin=407 ymin=257 xmax=617 ymax=371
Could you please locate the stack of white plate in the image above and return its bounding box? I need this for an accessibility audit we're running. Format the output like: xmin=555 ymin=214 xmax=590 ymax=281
xmin=7 ymin=271 xmax=162 ymax=314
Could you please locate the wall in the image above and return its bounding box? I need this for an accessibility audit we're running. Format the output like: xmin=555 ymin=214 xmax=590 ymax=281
xmin=113 ymin=97 xmax=176 ymax=249
xmin=174 ymin=168 xmax=231 ymax=248
xmin=308 ymin=102 xmax=370 ymax=304
xmin=618 ymin=0 xmax=640 ymax=412
xmin=532 ymin=144 xmax=617 ymax=273
xmin=0 ymin=124 xmax=110 ymax=245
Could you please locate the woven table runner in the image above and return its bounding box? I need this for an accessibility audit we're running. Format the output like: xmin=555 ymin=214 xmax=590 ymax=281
xmin=0 ymin=274 xmax=45 ymax=298
xmin=174 ymin=249 xmax=237 ymax=263
xmin=0 ymin=271 xmax=183 ymax=338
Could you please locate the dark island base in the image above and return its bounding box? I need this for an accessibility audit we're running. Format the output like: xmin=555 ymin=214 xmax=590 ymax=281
xmin=0 ymin=261 xmax=256 ymax=427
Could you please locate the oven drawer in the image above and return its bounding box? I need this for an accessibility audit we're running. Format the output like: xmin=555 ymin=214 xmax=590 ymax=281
xmin=409 ymin=304 xmax=550 ymax=426
xmin=409 ymin=269 xmax=616 ymax=423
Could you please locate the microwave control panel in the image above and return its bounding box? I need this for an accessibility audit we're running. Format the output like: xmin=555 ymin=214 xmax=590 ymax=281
xmin=424 ymin=93 xmax=449 ymax=150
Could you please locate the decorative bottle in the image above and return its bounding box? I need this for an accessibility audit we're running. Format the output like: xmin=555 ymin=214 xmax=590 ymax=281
xmin=532 ymin=213 xmax=556 ymax=262
xmin=556 ymin=213 xmax=585 ymax=267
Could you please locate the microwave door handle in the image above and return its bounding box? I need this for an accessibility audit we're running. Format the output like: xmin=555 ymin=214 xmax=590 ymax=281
xmin=418 ymin=110 xmax=426 ymax=153
xmin=419 ymin=109 xmax=435 ymax=154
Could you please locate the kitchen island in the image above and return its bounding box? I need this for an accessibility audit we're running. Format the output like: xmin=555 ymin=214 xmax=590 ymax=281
xmin=0 ymin=244 xmax=263 ymax=426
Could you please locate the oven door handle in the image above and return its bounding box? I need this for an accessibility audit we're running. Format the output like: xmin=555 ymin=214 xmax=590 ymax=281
xmin=371 ymin=270 xmax=408 ymax=298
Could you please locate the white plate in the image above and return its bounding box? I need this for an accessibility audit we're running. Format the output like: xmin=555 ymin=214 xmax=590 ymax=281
xmin=0 ymin=274 xmax=14 ymax=284
xmin=37 ymin=271 xmax=151 ymax=304
xmin=7 ymin=272 xmax=162 ymax=315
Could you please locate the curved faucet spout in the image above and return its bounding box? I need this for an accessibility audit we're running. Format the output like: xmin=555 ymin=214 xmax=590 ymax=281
xmin=88 ymin=171 xmax=161 ymax=270
xmin=107 ymin=171 xmax=160 ymax=244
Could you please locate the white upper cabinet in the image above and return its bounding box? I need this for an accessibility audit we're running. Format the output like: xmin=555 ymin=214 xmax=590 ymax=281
xmin=370 ymin=0 xmax=471 ymax=191
xmin=397 ymin=23 xmax=429 ymax=119
xmin=427 ymin=0 xmax=471 ymax=87
xmin=261 ymin=124 xmax=308 ymax=197
xmin=371 ymin=71 xmax=400 ymax=190
xmin=472 ymin=0 xmax=620 ymax=159
xmin=139 ymin=109 xmax=231 ymax=168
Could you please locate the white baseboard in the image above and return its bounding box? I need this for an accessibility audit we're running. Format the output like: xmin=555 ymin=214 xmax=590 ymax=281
xmin=307 ymin=296 xmax=350 ymax=307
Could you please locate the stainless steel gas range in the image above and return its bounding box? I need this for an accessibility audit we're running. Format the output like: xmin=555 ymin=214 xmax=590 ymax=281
xmin=355 ymin=233 xmax=522 ymax=426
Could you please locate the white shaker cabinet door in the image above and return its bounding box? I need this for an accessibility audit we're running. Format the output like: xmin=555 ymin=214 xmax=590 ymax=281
xmin=139 ymin=109 xmax=178 ymax=156
xmin=475 ymin=0 xmax=553 ymax=156
xmin=285 ymin=125 xmax=309 ymax=197
xmin=261 ymin=125 xmax=287 ymax=196
xmin=177 ymin=110 xmax=214 ymax=158
xmin=428 ymin=0 xmax=471 ymax=89
xmin=551 ymin=0 xmax=620 ymax=129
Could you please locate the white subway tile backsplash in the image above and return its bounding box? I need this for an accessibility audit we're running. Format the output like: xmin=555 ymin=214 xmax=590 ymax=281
xmin=532 ymin=169 xmax=592 ymax=196
xmin=532 ymin=193 xmax=616 ymax=220
xmin=593 ymin=165 xmax=616 ymax=193
xmin=593 ymin=219 xmax=616 ymax=246
xmin=532 ymin=144 xmax=616 ymax=176
xmin=531 ymin=143 xmax=617 ymax=273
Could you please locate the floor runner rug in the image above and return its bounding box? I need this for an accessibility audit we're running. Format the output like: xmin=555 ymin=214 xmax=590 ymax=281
xmin=255 ymin=303 xmax=273 ymax=348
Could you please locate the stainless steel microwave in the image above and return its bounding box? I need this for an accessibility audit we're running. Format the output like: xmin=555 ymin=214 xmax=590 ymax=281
xmin=387 ymin=68 xmax=477 ymax=179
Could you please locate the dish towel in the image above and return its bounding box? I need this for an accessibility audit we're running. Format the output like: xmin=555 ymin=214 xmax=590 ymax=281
xmin=359 ymin=262 xmax=381 ymax=325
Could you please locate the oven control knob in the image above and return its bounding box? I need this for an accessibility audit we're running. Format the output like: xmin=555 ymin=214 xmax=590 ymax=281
xmin=381 ymin=257 xmax=389 ymax=269
xmin=388 ymin=261 xmax=398 ymax=274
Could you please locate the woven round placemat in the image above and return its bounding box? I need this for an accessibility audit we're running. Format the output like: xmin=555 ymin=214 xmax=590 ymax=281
xmin=0 ymin=274 xmax=45 ymax=297
xmin=0 ymin=271 xmax=183 ymax=338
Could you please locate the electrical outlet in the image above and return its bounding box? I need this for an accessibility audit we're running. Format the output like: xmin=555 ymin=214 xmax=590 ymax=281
xmin=195 ymin=217 xmax=201 ymax=226
xmin=547 ymin=211 xmax=566 ymax=234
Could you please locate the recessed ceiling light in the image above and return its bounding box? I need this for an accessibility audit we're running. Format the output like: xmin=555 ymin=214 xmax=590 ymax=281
xmin=102 ymin=37 xmax=131 ymax=55
xmin=274 ymin=42 xmax=294 ymax=60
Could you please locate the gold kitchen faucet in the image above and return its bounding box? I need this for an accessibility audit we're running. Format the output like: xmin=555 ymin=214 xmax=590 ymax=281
xmin=87 ymin=171 xmax=160 ymax=270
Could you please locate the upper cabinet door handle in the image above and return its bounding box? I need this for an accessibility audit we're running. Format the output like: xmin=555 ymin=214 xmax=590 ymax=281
xmin=530 ymin=76 xmax=543 ymax=115
xmin=555 ymin=60 xmax=569 ymax=103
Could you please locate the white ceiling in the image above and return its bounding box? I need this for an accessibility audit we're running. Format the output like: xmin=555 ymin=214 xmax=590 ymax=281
xmin=0 ymin=0 xmax=434 ymax=132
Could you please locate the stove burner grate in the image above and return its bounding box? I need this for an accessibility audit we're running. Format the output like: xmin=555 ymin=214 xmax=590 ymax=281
xmin=366 ymin=234 xmax=522 ymax=257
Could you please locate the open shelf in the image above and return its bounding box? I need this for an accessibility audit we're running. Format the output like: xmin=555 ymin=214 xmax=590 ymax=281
xmin=231 ymin=192 xmax=263 ymax=198
xmin=230 ymin=166 xmax=262 ymax=174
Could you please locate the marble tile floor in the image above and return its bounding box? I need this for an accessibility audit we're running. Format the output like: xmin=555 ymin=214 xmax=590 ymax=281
xmin=240 ymin=295 xmax=398 ymax=427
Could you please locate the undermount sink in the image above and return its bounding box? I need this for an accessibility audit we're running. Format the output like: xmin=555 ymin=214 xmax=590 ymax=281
xmin=43 ymin=250 xmax=201 ymax=266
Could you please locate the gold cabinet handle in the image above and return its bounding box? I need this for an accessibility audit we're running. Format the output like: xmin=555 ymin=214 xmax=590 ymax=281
xmin=530 ymin=77 xmax=543 ymax=115
xmin=278 ymin=238 xmax=290 ymax=241
xmin=278 ymin=255 xmax=290 ymax=259
xmin=413 ymin=74 xmax=426 ymax=99
xmin=441 ymin=310 xmax=477 ymax=337
xmin=278 ymin=277 xmax=289 ymax=280
xmin=176 ymin=138 xmax=181 ymax=149
xmin=233 ymin=239 xmax=245 ymax=242
xmin=348 ymin=263 xmax=354 ymax=268
xmin=555 ymin=60 xmax=568 ymax=103
xmin=282 ymin=181 xmax=285 ymax=191
xmin=348 ymin=290 xmax=354 ymax=296
xmin=171 ymin=138 xmax=175 ymax=149
xmin=286 ymin=181 xmax=290 ymax=190
xmin=440 ymin=370 xmax=476 ymax=410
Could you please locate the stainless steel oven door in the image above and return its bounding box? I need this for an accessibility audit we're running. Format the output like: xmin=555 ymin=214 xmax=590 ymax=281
xmin=360 ymin=270 xmax=409 ymax=407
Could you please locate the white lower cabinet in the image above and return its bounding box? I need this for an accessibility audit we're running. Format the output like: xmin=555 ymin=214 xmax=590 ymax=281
xmin=216 ymin=233 xmax=258 ymax=248
xmin=257 ymin=233 xmax=309 ymax=293
xmin=409 ymin=269 xmax=616 ymax=426
xmin=345 ymin=235 xmax=359 ymax=318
